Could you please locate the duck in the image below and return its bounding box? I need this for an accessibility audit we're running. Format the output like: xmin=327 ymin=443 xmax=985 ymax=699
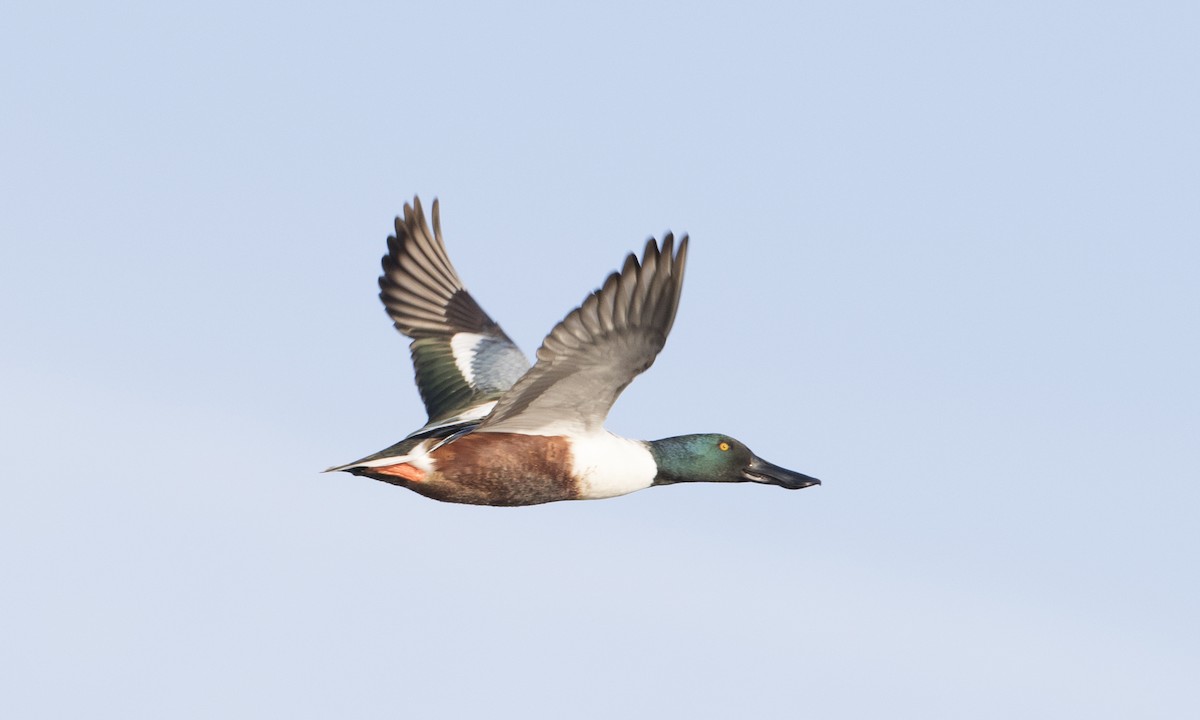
xmin=327 ymin=197 xmax=821 ymax=506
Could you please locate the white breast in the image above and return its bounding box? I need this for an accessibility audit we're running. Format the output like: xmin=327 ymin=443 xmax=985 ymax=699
xmin=570 ymin=432 xmax=657 ymax=500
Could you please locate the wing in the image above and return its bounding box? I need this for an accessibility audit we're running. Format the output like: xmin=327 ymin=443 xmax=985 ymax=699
xmin=379 ymin=196 xmax=530 ymax=426
xmin=477 ymin=234 xmax=688 ymax=435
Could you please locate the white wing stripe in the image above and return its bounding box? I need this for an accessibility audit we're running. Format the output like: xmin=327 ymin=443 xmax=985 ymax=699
xmin=450 ymin=332 xmax=483 ymax=385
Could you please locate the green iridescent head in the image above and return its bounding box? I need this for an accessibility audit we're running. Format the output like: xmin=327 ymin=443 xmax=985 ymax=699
xmin=648 ymin=434 xmax=820 ymax=489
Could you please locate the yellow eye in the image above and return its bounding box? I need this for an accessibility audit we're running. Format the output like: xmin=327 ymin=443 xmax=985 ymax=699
xmin=718 ymin=441 xmax=730 ymax=452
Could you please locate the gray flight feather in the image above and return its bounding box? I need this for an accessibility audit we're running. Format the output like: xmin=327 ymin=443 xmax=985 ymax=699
xmin=478 ymin=234 xmax=688 ymax=435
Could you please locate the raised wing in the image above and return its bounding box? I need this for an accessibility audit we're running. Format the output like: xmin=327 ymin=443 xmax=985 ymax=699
xmin=478 ymin=234 xmax=688 ymax=435
xmin=379 ymin=196 xmax=530 ymax=426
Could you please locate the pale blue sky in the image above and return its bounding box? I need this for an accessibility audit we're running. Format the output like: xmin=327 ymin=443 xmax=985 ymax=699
xmin=2 ymin=1 xmax=1198 ymax=717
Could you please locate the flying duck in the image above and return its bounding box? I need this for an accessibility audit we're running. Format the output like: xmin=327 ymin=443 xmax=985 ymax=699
xmin=327 ymin=197 xmax=820 ymax=506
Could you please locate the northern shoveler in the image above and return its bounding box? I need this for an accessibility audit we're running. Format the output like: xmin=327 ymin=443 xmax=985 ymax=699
xmin=327 ymin=197 xmax=821 ymax=506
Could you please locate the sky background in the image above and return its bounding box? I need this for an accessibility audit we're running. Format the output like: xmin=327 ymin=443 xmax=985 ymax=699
xmin=3 ymin=1 xmax=1198 ymax=717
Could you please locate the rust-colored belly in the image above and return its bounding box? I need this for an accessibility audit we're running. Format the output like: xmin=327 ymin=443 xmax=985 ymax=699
xmin=365 ymin=433 xmax=579 ymax=507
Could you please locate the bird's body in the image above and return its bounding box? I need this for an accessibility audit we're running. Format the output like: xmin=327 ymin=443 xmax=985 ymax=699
xmin=328 ymin=197 xmax=820 ymax=506
xmin=350 ymin=431 xmax=655 ymax=506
